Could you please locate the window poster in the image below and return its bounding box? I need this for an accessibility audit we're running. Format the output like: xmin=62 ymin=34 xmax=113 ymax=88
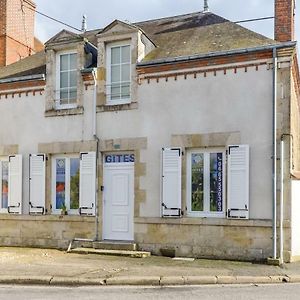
xmin=1 ymin=162 xmax=8 ymax=209
xmin=191 ymin=153 xmax=204 ymax=212
xmin=70 ymin=158 xmax=80 ymax=210
xmin=210 ymin=153 xmax=223 ymax=212
xmin=56 ymin=159 xmax=66 ymax=209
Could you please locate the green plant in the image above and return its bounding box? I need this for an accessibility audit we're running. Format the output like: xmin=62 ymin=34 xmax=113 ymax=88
xmin=61 ymin=203 xmax=68 ymax=215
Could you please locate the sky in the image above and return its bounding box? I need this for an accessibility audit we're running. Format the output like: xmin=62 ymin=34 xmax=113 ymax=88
xmin=34 ymin=0 xmax=299 ymax=44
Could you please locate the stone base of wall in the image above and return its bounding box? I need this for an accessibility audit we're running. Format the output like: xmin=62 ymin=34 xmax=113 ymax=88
xmin=0 ymin=215 xmax=291 ymax=263
xmin=0 ymin=215 xmax=95 ymax=249
xmin=134 ymin=217 xmax=276 ymax=262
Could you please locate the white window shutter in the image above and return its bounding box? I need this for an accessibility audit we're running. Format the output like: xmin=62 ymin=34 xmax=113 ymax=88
xmin=227 ymin=145 xmax=250 ymax=219
xmin=29 ymin=154 xmax=46 ymax=215
xmin=8 ymin=155 xmax=22 ymax=214
xmin=79 ymin=152 xmax=96 ymax=215
xmin=161 ymin=148 xmax=182 ymax=217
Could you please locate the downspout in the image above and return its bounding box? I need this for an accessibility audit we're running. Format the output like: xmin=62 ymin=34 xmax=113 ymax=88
xmin=92 ymin=68 xmax=100 ymax=241
xmin=280 ymin=137 xmax=284 ymax=264
xmin=67 ymin=68 xmax=100 ymax=252
xmin=272 ymin=47 xmax=278 ymax=260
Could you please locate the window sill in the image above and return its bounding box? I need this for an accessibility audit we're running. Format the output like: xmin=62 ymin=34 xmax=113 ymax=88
xmin=97 ymin=102 xmax=138 ymax=112
xmin=45 ymin=106 xmax=84 ymax=117
xmin=134 ymin=217 xmax=274 ymax=228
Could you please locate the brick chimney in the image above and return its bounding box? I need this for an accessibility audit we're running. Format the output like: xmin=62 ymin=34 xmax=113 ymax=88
xmin=0 ymin=0 xmax=37 ymax=67
xmin=275 ymin=0 xmax=296 ymax=42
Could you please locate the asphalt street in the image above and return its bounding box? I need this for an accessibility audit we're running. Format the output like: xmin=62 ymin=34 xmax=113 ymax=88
xmin=0 ymin=284 xmax=299 ymax=300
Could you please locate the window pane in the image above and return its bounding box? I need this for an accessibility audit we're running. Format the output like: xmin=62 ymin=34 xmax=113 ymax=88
xmin=121 ymin=83 xmax=130 ymax=98
xmin=60 ymin=89 xmax=68 ymax=101
xmin=69 ymin=70 xmax=77 ymax=87
xmin=111 ymin=47 xmax=120 ymax=64
xmin=191 ymin=153 xmax=204 ymax=211
xmin=210 ymin=153 xmax=223 ymax=212
xmin=70 ymin=158 xmax=80 ymax=210
xmin=121 ymin=45 xmax=130 ymax=63
xmin=69 ymin=88 xmax=77 ymax=102
xmin=1 ymin=162 xmax=8 ymax=209
xmin=111 ymin=65 xmax=120 ymax=83
xmin=111 ymin=84 xmax=120 ymax=100
xmin=60 ymin=72 xmax=69 ymax=88
xmin=121 ymin=64 xmax=130 ymax=82
xmin=60 ymin=54 xmax=68 ymax=71
xmin=56 ymin=159 xmax=66 ymax=210
xmin=70 ymin=53 xmax=77 ymax=69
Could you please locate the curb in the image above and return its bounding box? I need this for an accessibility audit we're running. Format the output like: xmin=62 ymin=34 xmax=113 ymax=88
xmin=0 ymin=275 xmax=296 ymax=287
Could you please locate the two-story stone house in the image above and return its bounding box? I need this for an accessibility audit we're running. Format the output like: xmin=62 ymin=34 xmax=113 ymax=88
xmin=0 ymin=0 xmax=299 ymax=263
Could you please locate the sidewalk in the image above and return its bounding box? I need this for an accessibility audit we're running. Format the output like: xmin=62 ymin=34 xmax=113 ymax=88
xmin=0 ymin=247 xmax=300 ymax=286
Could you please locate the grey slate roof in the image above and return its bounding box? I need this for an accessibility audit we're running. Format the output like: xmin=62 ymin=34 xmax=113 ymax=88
xmin=0 ymin=11 xmax=279 ymax=80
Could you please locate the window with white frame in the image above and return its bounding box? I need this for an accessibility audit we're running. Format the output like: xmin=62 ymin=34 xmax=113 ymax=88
xmin=52 ymin=155 xmax=80 ymax=214
xmin=56 ymin=51 xmax=77 ymax=109
xmin=0 ymin=158 xmax=9 ymax=213
xmin=106 ymin=42 xmax=131 ymax=105
xmin=187 ymin=149 xmax=225 ymax=218
xmin=51 ymin=152 xmax=96 ymax=216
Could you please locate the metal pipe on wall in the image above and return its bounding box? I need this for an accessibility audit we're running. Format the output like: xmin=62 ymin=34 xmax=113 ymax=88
xmin=272 ymin=47 xmax=278 ymax=259
xmin=92 ymin=68 xmax=100 ymax=241
xmin=280 ymin=138 xmax=284 ymax=264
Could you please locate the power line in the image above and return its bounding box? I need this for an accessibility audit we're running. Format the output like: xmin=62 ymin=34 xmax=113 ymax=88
xmin=23 ymin=3 xmax=275 ymax=34
xmin=23 ymin=4 xmax=82 ymax=32
xmin=235 ymin=16 xmax=274 ymax=24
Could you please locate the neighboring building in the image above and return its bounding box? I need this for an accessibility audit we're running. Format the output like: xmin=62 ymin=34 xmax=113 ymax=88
xmin=0 ymin=0 xmax=43 ymax=67
xmin=0 ymin=0 xmax=299 ymax=262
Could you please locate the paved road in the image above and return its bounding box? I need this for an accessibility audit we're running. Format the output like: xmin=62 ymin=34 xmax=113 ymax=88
xmin=0 ymin=284 xmax=299 ymax=300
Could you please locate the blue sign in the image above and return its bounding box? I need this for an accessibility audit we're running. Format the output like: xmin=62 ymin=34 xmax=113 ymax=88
xmin=217 ymin=153 xmax=223 ymax=212
xmin=105 ymin=154 xmax=135 ymax=164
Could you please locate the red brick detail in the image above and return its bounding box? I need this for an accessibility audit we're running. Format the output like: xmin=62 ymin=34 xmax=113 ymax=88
xmin=0 ymin=88 xmax=44 ymax=99
xmin=275 ymin=0 xmax=295 ymax=42
xmin=0 ymin=0 xmax=37 ymax=66
xmin=0 ymin=79 xmax=45 ymax=91
xmin=81 ymin=73 xmax=94 ymax=82
xmin=140 ymin=62 xmax=267 ymax=84
xmin=137 ymin=51 xmax=273 ymax=75
xmin=82 ymin=73 xmax=95 ymax=90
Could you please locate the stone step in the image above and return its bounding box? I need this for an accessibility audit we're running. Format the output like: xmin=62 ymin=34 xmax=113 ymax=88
xmin=92 ymin=241 xmax=137 ymax=251
xmin=70 ymin=247 xmax=151 ymax=258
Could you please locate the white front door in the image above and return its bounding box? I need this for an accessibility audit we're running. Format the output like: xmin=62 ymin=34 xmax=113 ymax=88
xmin=103 ymin=163 xmax=134 ymax=241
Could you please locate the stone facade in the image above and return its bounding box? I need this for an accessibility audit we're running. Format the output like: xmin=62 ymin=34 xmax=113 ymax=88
xmin=0 ymin=6 xmax=299 ymax=263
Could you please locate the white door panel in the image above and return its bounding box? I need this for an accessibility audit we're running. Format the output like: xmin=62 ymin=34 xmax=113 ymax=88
xmin=103 ymin=164 xmax=134 ymax=241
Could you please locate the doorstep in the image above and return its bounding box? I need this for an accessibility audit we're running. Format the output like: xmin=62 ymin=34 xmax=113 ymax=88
xmin=69 ymin=247 xmax=151 ymax=258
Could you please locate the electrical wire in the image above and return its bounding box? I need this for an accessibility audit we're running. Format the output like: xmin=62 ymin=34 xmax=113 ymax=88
xmin=235 ymin=16 xmax=274 ymax=24
xmin=23 ymin=3 xmax=274 ymax=33
xmin=23 ymin=4 xmax=82 ymax=32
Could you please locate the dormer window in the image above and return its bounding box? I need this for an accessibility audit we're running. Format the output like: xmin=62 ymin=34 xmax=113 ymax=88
xmin=106 ymin=42 xmax=131 ymax=105
xmin=56 ymin=51 xmax=78 ymax=109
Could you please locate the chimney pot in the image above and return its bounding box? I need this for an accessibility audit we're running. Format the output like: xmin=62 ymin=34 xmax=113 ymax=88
xmin=274 ymin=0 xmax=295 ymax=42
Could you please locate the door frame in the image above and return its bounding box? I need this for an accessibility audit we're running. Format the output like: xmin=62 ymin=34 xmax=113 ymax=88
xmin=102 ymin=158 xmax=135 ymax=241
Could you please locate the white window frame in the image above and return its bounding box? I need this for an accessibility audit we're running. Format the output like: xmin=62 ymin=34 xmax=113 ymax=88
xmin=55 ymin=50 xmax=78 ymax=110
xmin=106 ymin=40 xmax=131 ymax=105
xmin=0 ymin=157 xmax=9 ymax=214
xmin=51 ymin=154 xmax=80 ymax=215
xmin=186 ymin=148 xmax=226 ymax=218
